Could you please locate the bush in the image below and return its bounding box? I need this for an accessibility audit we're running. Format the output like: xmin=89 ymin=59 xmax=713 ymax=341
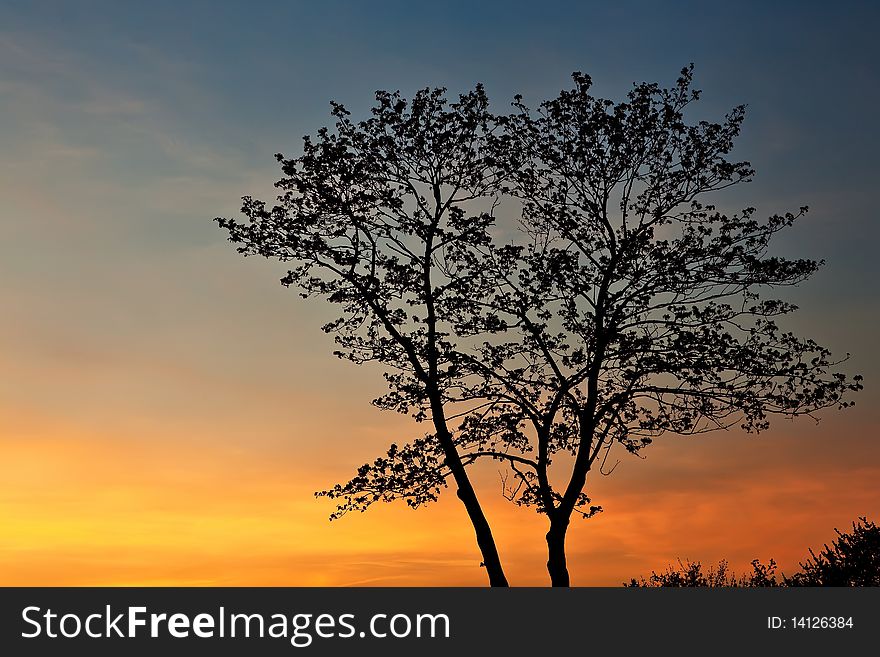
xmin=786 ymin=517 xmax=879 ymax=586
xmin=625 ymin=517 xmax=878 ymax=587
xmin=625 ymin=558 xmax=779 ymax=587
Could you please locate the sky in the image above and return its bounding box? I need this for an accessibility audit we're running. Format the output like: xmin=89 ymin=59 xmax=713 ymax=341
xmin=1 ymin=0 xmax=878 ymax=586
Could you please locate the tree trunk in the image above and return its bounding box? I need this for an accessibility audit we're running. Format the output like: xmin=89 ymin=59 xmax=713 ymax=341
xmin=421 ymin=214 xmax=507 ymax=587
xmin=431 ymin=407 xmax=509 ymax=587
xmin=455 ymin=477 xmax=509 ymax=587
xmin=546 ymin=518 xmax=570 ymax=587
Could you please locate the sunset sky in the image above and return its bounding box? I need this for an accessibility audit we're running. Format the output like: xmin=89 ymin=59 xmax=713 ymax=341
xmin=1 ymin=0 xmax=878 ymax=586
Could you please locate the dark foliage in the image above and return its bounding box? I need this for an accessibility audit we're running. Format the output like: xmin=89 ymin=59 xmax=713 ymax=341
xmin=626 ymin=517 xmax=879 ymax=587
xmin=788 ymin=517 xmax=880 ymax=586
xmin=625 ymin=558 xmax=780 ymax=587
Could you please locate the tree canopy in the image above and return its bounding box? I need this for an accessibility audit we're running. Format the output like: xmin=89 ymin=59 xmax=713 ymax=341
xmin=217 ymin=66 xmax=861 ymax=586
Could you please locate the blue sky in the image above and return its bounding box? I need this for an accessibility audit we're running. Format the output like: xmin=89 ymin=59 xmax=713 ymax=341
xmin=3 ymin=0 xmax=876 ymax=374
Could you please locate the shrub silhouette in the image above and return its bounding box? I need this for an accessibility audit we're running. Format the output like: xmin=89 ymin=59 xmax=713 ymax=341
xmin=626 ymin=517 xmax=878 ymax=586
xmin=625 ymin=559 xmax=780 ymax=587
xmin=787 ymin=517 xmax=880 ymax=586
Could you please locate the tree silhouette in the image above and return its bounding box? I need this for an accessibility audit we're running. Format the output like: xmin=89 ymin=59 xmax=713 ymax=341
xmin=216 ymin=86 xmax=511 ymax=586
xmin=217 ymin=67 xmax=861 ymax=586
xmin=454 ymin=65 xmax=861 ymax=585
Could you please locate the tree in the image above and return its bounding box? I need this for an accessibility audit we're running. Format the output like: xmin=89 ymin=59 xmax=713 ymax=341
xmin=217 ymin=67 xmax=861 ymax=587
xmin=455 ymin=65 xmax=861 ymax=585
xmin=216 ymin=85 xmax=512 ymax=586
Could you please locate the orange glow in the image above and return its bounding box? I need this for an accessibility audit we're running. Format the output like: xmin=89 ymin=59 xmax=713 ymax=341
xmin=2 ymin=403 xmax=876 ymax=586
